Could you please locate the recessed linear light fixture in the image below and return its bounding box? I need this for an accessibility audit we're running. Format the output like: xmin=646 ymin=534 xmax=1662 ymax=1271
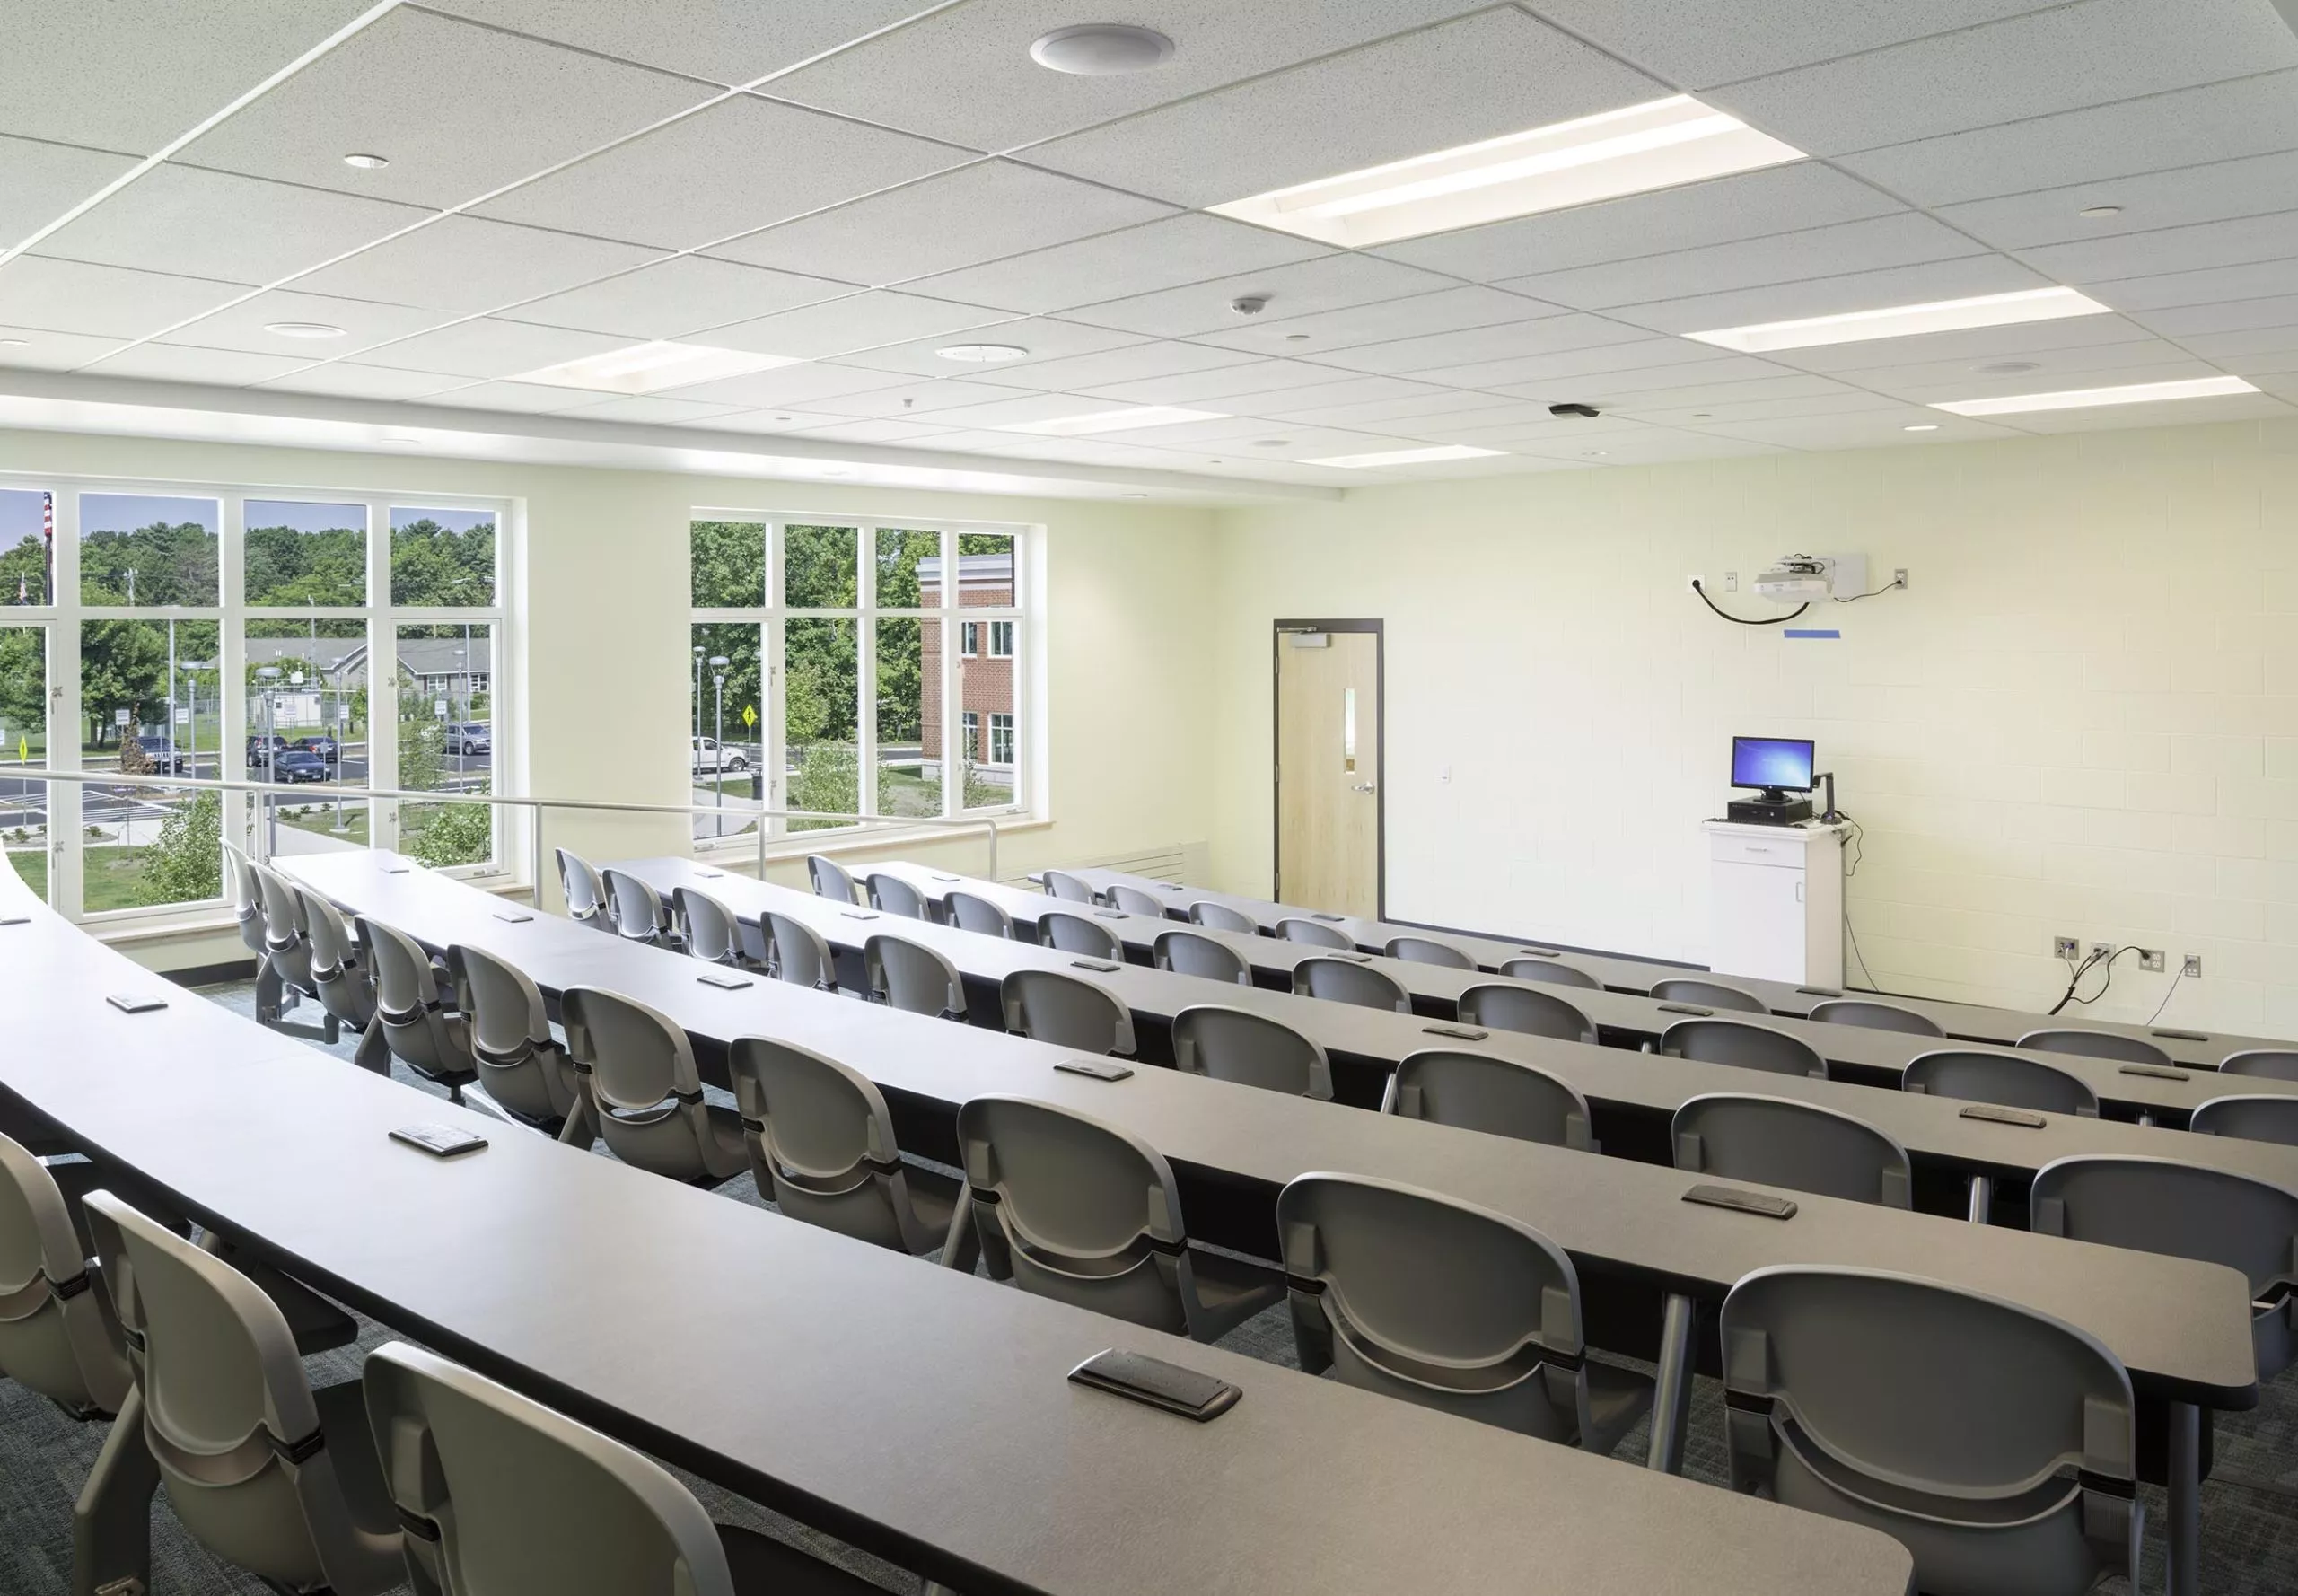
xmin=936 ymin=343 xmax=1029 ymax=363
xmin=513 ymin=339 xmax=803 ymax=396
xmin=1932 ymin=374 xmax=2259 ymax=417
xmin=1304 ymin=443 xmax=1504 ymax=469
xmin=1000 ymin=405 xmax=1224 ymax=436
xmin=1686 ymin=286 xmax=2110 ymax=354
xmin=342 ymin=153 xmax=389 ymax=169
xmin=1210 ymin=95 xmax=1804 ymax=248
xmin=265 ymin=321 xmax=346 ymax=339
xmin=1903 ymin=424 xmax=1940 ymax=432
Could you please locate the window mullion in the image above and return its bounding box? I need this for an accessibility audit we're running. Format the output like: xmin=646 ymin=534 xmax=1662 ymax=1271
xmin=856 ymin=522 xmax=877 ymax=822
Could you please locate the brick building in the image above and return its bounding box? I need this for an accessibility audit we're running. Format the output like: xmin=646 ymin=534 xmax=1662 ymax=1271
xmin=918 ymin=552 xmax=1014 ymax=777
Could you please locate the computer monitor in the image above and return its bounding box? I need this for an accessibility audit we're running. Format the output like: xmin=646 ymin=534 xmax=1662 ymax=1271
xmin=1731 ymin=736 xmax=1815 ymax=802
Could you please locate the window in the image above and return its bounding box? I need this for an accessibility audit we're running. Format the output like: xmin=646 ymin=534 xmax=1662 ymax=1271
xmin=689 ymin=513 xmax=1029 ymax=841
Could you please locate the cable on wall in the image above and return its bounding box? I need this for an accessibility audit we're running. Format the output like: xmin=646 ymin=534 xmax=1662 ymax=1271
xmin=1690 ymin=579 xmax=1808 ymax=626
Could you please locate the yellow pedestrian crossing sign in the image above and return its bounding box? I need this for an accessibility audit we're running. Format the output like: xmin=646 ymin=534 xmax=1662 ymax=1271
xmin=741 ymin=704 xmax=757 ymax=731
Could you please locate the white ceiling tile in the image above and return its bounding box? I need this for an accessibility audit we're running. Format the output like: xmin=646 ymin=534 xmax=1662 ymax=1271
xmin=0 ymin=0 xmax=376 ymax=153
xmin=353 ymin=317 xmax=632 ymax=379
xmin=36 ymin=163 xmax=433 ymax=285
xmin=1024 ymin=9 xmax=1666 ymax=208
xmin=786 ymin=417 xmax=964 ymax=444
xmin=476 ymin=95 xmax=974 ymax=250
xmin=1817 ymin=337 xmax=2206 ymax=390
xmin=177 ymin=8 xmax=718 ymax=210
xmin=1515 ymin=428 xmax=1788 ymax=463
xmin=1408 ymin=339 xmax=1756 ymax=390
xmin=1474 ymin=354 xmax=1802 ymax=399
xmin=1188 ymin=286 xmax=1553 ymax=357
xmin=1841 ymin=69 xmax=2298 ymax=208
xmin=0 ymin=326 xmax=128 ymax=371
xmin=1072 ymin=357 xmax=1381 ymax=406
xmin=255 ymin=363 xmax=475 ymax=400
xmin=425 ymin=380 xmax=609 ymax=414
xmin=2134 ymin=295 xmax=2298 ymax=337
xmin=1375 ymin=163 xmax=1904 ymax=283
xmin=1496 ymin=212 xmax=1981 ymax=311
xmin=1013 ymin=413 xmax=1287 ymax=447
xmin=829 ymin=318 xmax=1145 ymax=379
xmin=554 ymin=395 xmax=749 ymax=424
xmin=1706 ymin=0 xmax=2298 ymax=158
xmin=0 ymin=136 xmax=140 ymax=249
xmin=2020 ymin=211 xmax=2298 ymax=285
xmin=685 ymin=408 xmax=853 ymax=434
xmin=80 ymin=343 xmax=313 ymax=384
xmin=1121 ymin=425 xmax=1407 ymax=461
xmin=1224 ymin=376 xmax=1463 ymax=418
xmin=1618 ymin=391 xmax=1910 ymax=426
xmin=1059 ymin=254 xmax=1460 ymax=341
xmin=657 ymin=364 xmax=910 ymax=408
xmin=1557 ymin=372 xmax=1868 ymax=410
xmin=1522 ymin=1 xmax=2066 ymax=89
xmin=1311 ymin=313 xmax=1648 ymax=375
xmin=1935 ymin=150 xmax=2298 ymax=251
xmin=993 ymin=341 xmax=1264 ymax=393
xmin=1608 ymin=256 xmax=2052 ymax=335
xmin=161 ymin=289 xmax=456 ymax=357
xmin=1975 ymin=388 xmax=2292 ymax=432
xmin=290 ymin=215 xmax=663 ymax=314
xmin=0 ymin=255 xmax=250 ymax=338
xmin=906 ymin=392 xmax=1157 ymax=429
xmin=1877 ymin=359 xmax=2224 ymax=403
xmin=800 ymin=378 xmax=1042 ymax=420
xmin=702 ymin=292 xmax=1005 ymax=360
xmin=497 ymin=257 xmax=858 ymax=340
xmin=1757 ymin=311 xmax=2161 ymax=372
xmin=2093 ymin=259 xmax=2298 ymax=312
xmin=1274 ymin=391 xmax=1558 ymax=430
xmin=705 ymin=162 xmax=1174 ymax=286
xmin=2175 ymin=323 xmax=2298 ymax=360
xmin=766 ymin=0 xmax=1496 ymax=151
xmin=1690 ymin=413 xmax=2025 ymax=447
xmin=1421 ymin=415 xmax=1666 ymax=449
xmin=905 ymin=214 xmax=1329 ymax=315
xmin=426 ymin=0 xmax=940 ymax=87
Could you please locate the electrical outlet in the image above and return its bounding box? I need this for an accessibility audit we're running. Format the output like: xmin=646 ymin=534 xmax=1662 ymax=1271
xmin=1894 ymin=566 xmax=1908 ymax=590
xmin=2089 ymin=943 xmax=2112 ymax=963
xmin=1724 ymin=571 xmax=1739 ymax=592
xmin=2183 ymin=953 xmax=2202 ymax=978
xmin=2054 ymin=936 xmax=2080 ymax=960
xmin=1686 ymin=574 xmax=1702 ymax=592
xmin=2139 ymin=949 xmax=2164 ymax=973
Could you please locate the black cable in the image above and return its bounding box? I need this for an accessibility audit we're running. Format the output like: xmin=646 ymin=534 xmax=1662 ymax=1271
xmin=1832 ymin=579 xmax=1908 ymax=603
xmin=1844 ymin=909 xmax=1877 ymax=989
xmin=1691 ymin=579 xmax=1809 ymax=627
xmin=2067 ymin=945 xmax=2143 ymax=1008
xmin=2050 ymin=945 xmax=2141 ymax=1014
xmin=2140 ymin=968 xmax=2183 ymax=1028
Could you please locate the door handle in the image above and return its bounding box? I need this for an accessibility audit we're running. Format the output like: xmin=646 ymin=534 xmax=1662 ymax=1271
xmin=1352 ymin=783 xmax=1375 ymax=794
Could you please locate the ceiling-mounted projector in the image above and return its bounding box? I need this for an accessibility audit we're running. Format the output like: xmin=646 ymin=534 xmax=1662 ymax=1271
xmin=1753 ymin=552 xmax=1867 ymax=601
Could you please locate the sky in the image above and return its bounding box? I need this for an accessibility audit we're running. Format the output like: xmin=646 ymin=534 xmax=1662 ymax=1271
xmin=0 ymin=491 xmax=495 ymax=544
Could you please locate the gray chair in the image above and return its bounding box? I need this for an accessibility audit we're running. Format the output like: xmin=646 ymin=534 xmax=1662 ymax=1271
xmin=1649 ymin=976 xmax=1767 ymax=1013
xmin=250 ymin=859 xmax=323 ymax=1030
xmin=222 ymin=842 xmax=274 ymax=1018
xmin=953 ymin=1095 xmax=1280 ymax=1340
xmin=1000 ymin=969 xmax=1136 ymax=1057
xmin=294 ymin=885 xmax=388 ymax=1075
xmin=1294 ymin=955 xmax=1409 ymax=1013
xmin=2219 ymin=1049 xmax=2298 ymax=1083
xmin=1188 ymin=899 xmax=1259 ymax=934
xmin=1498 ymin=955 xmax=1602 ymax=991
xmin=672 ymin=884 xmax=745 ymax=967
xmin=555 ymin=846 xmax=614 ymax=935
xmin=763 ymin=910 xmax=838 ymax=993
xmin=1040 ymin=908 xmax=1122 ymax=960
xmin=1807 ymin=996 xmax=1944 ymax=1038
xmin=602 ymin=867 xmax=678 ymax=950
xmin=1672 ymin=1094 xmax=1911 ymax=1207
xmin=1381 ymin=1049 xmax=1595 ymax=1151
xmin=2191 ymin=1094 xmax=2298 ymax=1147
xmin=1278 ymin=1172 xmax=1651 ymax=1450
xmin=864 ymin=933 xmax=968 ymax=1021
xmin=1652 ymin=1017 xmax=1825 ymax=1079
xmin=726 ymin=1036 xmax=964 ymax=1260
xmin=81 ymin=1191 xmax=404 ymax=1596
xmin=1457 ymin=982 xmax=1596 ymax=1044
xmin=1171 ymin=1005 xmax=1333 ymax=1100
xmin=1277 ymin=916 xmax=1355 ymax=950
xmin=1108 ymin=883 xmax=1167 ymax=917
xmin=2018 ymin=1027 xmax=2174 ymax=1070
xmin=0 ymin=1133 xmax=131 ymax=1423
xmin=945 ymin=890 xmax=1014 ymax=939
xmin=1905 ymin=1048 xmax=2100 ymax=1117
xmin=364 ymin=1341 xmax=880 ymax=1596
xmin=1152 ymin=927 xmax=1250 ymax=986
xmin=2032 ymin=1154 xmax=2298 ymax=1380
xmin=806 ymin=854 xmax=858 ymax=905
xmin=1721 ymin=1266 xmax=2138 ymax=1596
xmin=448 ymin=943 xmax=589 ymax=1141
xmin=1040 ymin=868 xmax=1096 ymax=902
xmin=560 ymin=987 xmax=745 ymax=1187
xmin=1386 ymin=935 xmax=1475 ymax=969
xmin=357 ymin=915 xmax=481 ymax=1104
xmin=864 ymin=872 xmax=931 ymax=921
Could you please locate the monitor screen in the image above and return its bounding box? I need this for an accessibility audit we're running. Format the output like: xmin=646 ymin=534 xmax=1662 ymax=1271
xmin=1731 ymin=736 xmax=1815 ymax=793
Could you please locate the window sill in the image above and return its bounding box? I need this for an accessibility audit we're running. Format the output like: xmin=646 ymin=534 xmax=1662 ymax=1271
xmin=692 ymin=813 xmax=1048 ymax=870
xmin=89 ymin=874 xmax=532 ymax=950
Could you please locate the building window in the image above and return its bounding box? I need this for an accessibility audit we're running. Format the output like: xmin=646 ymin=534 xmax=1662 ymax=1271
xmin=990 ymin=712 xmax=1014 ymax=765
xmin=689 ymin=514 xmax=1027 ymax=841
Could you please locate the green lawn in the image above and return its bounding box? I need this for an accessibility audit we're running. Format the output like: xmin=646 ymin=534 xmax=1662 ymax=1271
xmin=4 ymin=843 xmax=202 ymax=913
xmin=277 ymin=805 xmax=372 ymax=846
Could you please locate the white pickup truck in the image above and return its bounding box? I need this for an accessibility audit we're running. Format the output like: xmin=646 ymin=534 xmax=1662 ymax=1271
xmin=692 ymin=737 xmax=750 ymax=775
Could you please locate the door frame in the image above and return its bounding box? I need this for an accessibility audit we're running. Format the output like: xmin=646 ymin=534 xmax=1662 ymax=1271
xmin=1272 ymin=618 xmax=1385 ymax=918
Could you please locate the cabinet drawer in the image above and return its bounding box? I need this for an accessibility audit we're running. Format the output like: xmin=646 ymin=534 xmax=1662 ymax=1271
xmin=1710 ymin=832 xmax=1803 ymax=867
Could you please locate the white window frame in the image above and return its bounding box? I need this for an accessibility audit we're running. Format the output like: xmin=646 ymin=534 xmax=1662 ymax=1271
xmin=989 ymin=711 xmax=1015 ymax=766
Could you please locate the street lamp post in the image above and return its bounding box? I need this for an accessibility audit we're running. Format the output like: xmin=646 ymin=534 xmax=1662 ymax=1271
xmin=692 ymin=645 xmax=705 ymax=765
xmin=709 ymin=656 xmax=729 ymax=838
xmin=254 ymin=666 xmax=281 ymax=859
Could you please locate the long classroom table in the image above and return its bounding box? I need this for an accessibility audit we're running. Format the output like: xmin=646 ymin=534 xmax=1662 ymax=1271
xmin=0 ymin=863 xmax=1920 ymax=1596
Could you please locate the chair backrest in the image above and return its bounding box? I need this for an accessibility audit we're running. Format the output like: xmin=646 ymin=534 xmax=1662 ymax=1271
xmin=865 ymin=933 xmax=967 ymax=1020
xmin=1188 ymin=899 xmax=1259 ymax=934
xmin=2191 ymin=1093 xmax=2298 ymax=1148
xmin=448 ymin=943 xmax=577 ymax=1127
xmin=2219 ymin=1049 xmax=2298 ymax=1082
xmin=363 ymin=1341 xmax=740 ymax=1596
xmin=1039 ymin=908 xmax=1121 ymax=960
xmin=1108 ymin=884 xmax=1166 ymax=917
xmin=0 ymin=1132 xmax=130 ymax=1416
xmin=2018 ymin=1027 xmax=2173 ymax=1069
xmin=356 ymin=914 xmax=443 ymax=1021
xmin=1673 ymin=1094 xmax=1911 ymax=1207
xmin=726 ymin=1037 xmax=934 ymax=1254
xmin=1904 ymin=1048 xmax=2100 ymax=1117
xmin=1456 ymin=982 xmax=1596 ymax=1044
xmin=2032 ymin=1154 xmax=2298 ymax=1378
xmin=82 ymin=1189 xmax=401 ymax=1593
xmin=1385 ymin=935 xmax=1476 ymax=969
xmin=294 ymin=885 xmax=375 ymax=1031
xmin=1294 ymin=956 xmax=1409 ymax=1013
xmin=554 ymin=847 xmax=612 ymax=932
xmin=955 ymin=1095 xmax=1192 ymax=1333
xmin=999 ymin=969 xmax=1136 ymax=1056
xmin=1383 ymin=1049 xmax=1593 ymax=1151
xmin=1171 ymin=1005 xmax=1332 ymax=1100
xmin=1040 ymin=869 xmax=1096 ymax=902
xmin=1806 ymin=997 xmax=1944 ymax=1037
xmin=1658 ymin=1017 xmax=1826 ymax=1078
xmin=560 ymin=987 xmax=721 ymax=1182
xmin=1649 ymin=976 xmax=1767 ymax=1013
xmin=1497 ymin=956 xmax=1601 ymax=991
xmin=1153 ymin=927 xmax=1250 ymax=986
xmin=1721 ymin=1266 xmax=2136 ymax=1596
xmin=806 ymin=854 xmax=858 ymax=905
xmin=1277 ymin=1172 xmax=1592 ymax=1442
xmin=945 ymin=890 xmax=1014 ymax=939
xmin=671 ymin=885 xmax=741 ymax=966
xmin=222 ymin=840 xmax=267 ymax=955
xmin=865 ymin=872 xmax=930 ymax=920
xmin=249 ymin=861 xmax=314 ymax=991
xmin=763 ymin=911 xmax=838 ymax=992
xmin=1277 ymin=916 xmax=1355 ymax=950
xmin=601 ymin=868 xmax=672 ymax=946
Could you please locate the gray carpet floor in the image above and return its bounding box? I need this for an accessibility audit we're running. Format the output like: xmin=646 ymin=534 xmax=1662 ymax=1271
xmin=4 ymin=978 xmax=2294 ymax=1593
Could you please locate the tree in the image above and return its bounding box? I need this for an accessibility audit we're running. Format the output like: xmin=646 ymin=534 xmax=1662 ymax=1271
xmin=408 ymin=798 xmax=491 ymax=867
xmin=690 ymin=520 xmax=766 ymax=607
xmin=390 ymin=517 xmax=494 ymax=608
xmin=0 ymin=624 xmax=42 ymax=750
xmin=0 ymin=531 xmax=47 ymax=606
xmin=244 ymin=522 xmax=363 ymax=606
xmin=79 ymin=618 xmax=166 ymax=747
xmin=135 ymin=791 xmax=220 ymax=906
xmin=80 ymin=522 xmax=216 ymax=606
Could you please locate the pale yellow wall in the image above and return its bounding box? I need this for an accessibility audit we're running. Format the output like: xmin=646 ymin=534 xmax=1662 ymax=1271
xmin=1206 ymin=418 xmax=2298 ymax=1034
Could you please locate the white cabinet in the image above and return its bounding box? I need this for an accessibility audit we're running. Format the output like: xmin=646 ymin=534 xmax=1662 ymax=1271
xmin=1702 ymin=821 xmax=1847 ymax=987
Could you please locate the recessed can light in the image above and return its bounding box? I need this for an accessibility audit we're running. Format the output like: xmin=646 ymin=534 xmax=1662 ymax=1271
xmin=1583 ymin=450 xmax=1609 ymax=458
xmin=1285 ymin=333 xmax=1311 ymax=342
xmin=381 ymin=435 xmax=423 ymax=445
xmin=1977 ymin=360 xmax=2040 ymax=374
xmin=265 ymin=321 xmax=346 ymax=338
xmin=1030 ymin=23 xmax=1174 ymax=75
xmin=0 ymin=338 xmax=27 ymax=348
xmin=1253 ymin=438 xmax=1289 ymax=447
xmin=936 ymin=343 xmax=1029 ymax=363
xmin=342 ymin=152 xmax=390 ymax=169
xmin=2079 ymin=204 xmax=2123 ymax=218
xmin=1904 ymin=424 xmax=1941 ymax=432
xmin=1120 ymin=492 xmax=1148 ymax=498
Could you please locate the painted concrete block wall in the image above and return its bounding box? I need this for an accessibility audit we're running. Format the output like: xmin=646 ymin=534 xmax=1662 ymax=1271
xmin=1205 ymin=419 xmax=2298 ymax=1035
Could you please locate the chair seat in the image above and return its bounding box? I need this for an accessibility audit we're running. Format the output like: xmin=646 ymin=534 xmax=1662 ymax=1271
xmin=1582 ymin=1360 xmax=1657 ymax=1457
xmin=903 ymin=1164 xmax=965 ymax=1254
xmin=1187 ymin=1247 xmax=1286 ymax=1341
xmin=717 ymin=1523 xmax=884 ymax=1596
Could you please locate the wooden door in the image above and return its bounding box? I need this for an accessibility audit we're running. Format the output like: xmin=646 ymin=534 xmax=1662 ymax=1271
xmin=1276 ymin=627 xmax=1381 ymax=916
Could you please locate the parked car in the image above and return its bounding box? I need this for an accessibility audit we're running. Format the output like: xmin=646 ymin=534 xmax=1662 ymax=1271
xmin=246 ymin=733 xmax=289 ymax=769
xmin=447 ymin=722 xmax=491 ymax=756
xmin=693 ymin=736 xmax=750 ymax=775
xmin=293 ymin=734 xmax=340 ymax=764
xmin=133 ymin=735 xmax=190 ymax=775
xmin=270 ymin=749 xmax=328 ymax=784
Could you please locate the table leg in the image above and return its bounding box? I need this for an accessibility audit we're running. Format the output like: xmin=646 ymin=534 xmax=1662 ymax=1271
xmin=74 ymin=1387 xmax=155 ymax=1596
xmin=1645 ymin=1292 xmax=1697 ymax=1473
xmin=1967 ymin=1172 xmax=1993 ymax=1225
xmin=2166 ymin=1399 xmax=2200 ymax=1596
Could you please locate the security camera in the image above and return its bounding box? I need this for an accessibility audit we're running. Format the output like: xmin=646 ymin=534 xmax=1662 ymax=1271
xmin=1548 ymin=402 xmax=1601 ymax=418
xmin=1230 ymin=294 xmax=1270 ymax=317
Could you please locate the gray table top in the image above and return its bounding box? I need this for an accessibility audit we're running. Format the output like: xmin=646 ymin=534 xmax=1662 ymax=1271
xmin=1058 ymin=867 xmax=2292 ymax=1070
xmin=0 ymin=865 xmax=1917 ymax=1596
xmin=294 ymin=852 xmax=2264 ymax=1408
